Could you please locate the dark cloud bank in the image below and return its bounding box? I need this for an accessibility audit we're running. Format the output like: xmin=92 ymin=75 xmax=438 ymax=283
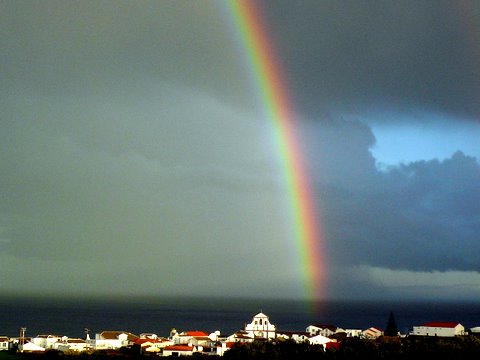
xmin=261 ymin=0 xmax=480 ymax=122
xmin=301 ymin=118 xmax=480 ymax=273
xmin=1 ymin=0 xmax=480 ymax=300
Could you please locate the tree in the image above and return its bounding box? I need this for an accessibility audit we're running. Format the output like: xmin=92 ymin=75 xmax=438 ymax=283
xmin=384 ymin=311 xmax=399 ymax=336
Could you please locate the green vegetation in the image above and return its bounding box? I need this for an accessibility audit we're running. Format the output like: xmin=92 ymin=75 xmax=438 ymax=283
xmin=223 ymin=336 xmax=480 ymax=359
xmin=3 ymin=336 xmax=480 ymax=359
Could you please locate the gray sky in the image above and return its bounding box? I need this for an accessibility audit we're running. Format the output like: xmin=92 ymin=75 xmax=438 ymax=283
xmin=1 ymin=0 xmax=480 ymax=301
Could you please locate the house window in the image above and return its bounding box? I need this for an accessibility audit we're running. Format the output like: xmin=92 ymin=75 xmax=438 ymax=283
xmin=259 ymin=319 xmax=263 ymax=325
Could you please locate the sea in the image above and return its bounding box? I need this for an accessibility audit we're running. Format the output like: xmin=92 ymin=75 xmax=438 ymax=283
xmin=1 ymin=296 xmax=480 ymax=339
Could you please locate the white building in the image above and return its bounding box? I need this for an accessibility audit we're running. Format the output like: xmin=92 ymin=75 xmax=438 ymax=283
xmin=54 ymin=338 xmax=88 ymax=352
xmin=276 ymin=331 xmax=310 ymax=343
xmin=20 ymin=342 xmax=45 ymax=352
xmin=362 ymin=327 xmax=383 ymax=339
xmin=171 ymin=330 xmax=211 ymax=345
xmin=90 ymin=331 xmax=138 ymax=350
xmin=411 ymin=322 xmax=465 ymax=337
xmin=0 ymin=337 xmax=10 ymax=351
xmin=470 ymin=326 xmax=480 ymax=334
xmin=32 ymin=335 xmax=62 ymax=350
xmin=225 ymin=330 xmax=254 ymax=343
xmin=344 ymin=329 xmax=362 ymax=337
xmin=306 ymin=324 xmax=339 ymax=337
xmin=308 ymin=334 xmax=335 ymax=349
xmin=245 ymin=312 xmax=276 ymax=339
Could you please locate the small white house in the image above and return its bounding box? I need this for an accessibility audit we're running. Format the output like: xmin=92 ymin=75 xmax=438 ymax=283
xmin=470 ymin=326 xmax=480 ymax=334
xmin=172 ymin=330 xmax=210 ymax=345
xmin=226 ymin=330 xmax=254 ymax=343
xmin=90 ymin=331 xmax=138 ymax=350
xmin=276 ymin=331 xmax=310 ymax=343
xmin=20 ymin=342 xmax=46 ymax=352
xmin=0 ymin=337 xmax=10 ymax=351
xmin=411 ymin=322 xmax=465 ymax=337
xmin=362 ymin=327 xmax=383 ymax=339
xmin=32 ymin=334 xmax=62 ymax=350
xmin=344 ymin=329 xmax=362 ymax=337
xmin=306 ymin=324 xmax=339 ymax=337
xmin=245 ymin=312 xmax=276 ymax=339
xmin=308 ymin=334 xmax=334 ymax=349
xmin=54 ymin=338 xmax=88 ymax=352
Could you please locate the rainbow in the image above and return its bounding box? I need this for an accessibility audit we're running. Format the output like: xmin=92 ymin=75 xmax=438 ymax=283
xmin=223 ymin=0 xmax=326 ymax=304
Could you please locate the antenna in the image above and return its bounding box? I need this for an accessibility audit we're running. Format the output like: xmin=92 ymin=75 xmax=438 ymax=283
xmin=20 ymin=327 xmax=26 ymax=350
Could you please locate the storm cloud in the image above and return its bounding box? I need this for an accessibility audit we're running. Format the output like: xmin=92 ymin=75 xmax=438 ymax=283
xmin=261 ymin=0 xmax=480 ymax=122
xmin=1 ymin=0 xmax=480 ymax=300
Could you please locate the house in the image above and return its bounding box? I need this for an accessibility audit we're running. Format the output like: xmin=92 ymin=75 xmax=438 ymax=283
xmin=344 ymin=329 xmax=362 ymax=337
xmin=53 ymin=338 xmax=88 ymax=352
xmin=171 ymin=330 xmax=211 ymax=346
xmin=90 ymin=331 xmax=139 ymax=350
xmin=362 ymin=327 xmax=383 ymax=339
xmin=225 ymin=330 xmax=254 ymax=343
xmin=32 ymin=334 xmax=62 ymax=349
xmin=134 ymin=337 xmax=173 ymax=353
xmin=470 ymin=326 xmax=480 ymax=335
xmin=411 ymin=322 xmax=465 ymax=337
xmin=306 ymin=324 xmax=339 ymax=337
xmin=276 ymin=331 xmax=310 ymax=343
xmin=20 ymin=342 xmax=45 ymax=352
xmin=244 ymin=312 xmax=276 ymax=339
xmin=162 ymin=344 xmax=196 ymax=356
xmin=216 ymin=341 xmax=236 ymax=357
xmin=0 ymin=337 xmax=10 ymax=351
xmin=308 ymin=334 xmax=335 ymax=349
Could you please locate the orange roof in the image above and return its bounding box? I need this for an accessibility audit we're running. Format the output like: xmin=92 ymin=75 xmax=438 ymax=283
xmin=134 ymin=338 xmax=164 ymax=345
xmin=185 ymin=331 xmax=209 ymax=337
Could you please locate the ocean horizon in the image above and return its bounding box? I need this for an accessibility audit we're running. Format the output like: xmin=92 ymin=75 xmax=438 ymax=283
xmin=1 ymin=295 xmax=480 ymax=340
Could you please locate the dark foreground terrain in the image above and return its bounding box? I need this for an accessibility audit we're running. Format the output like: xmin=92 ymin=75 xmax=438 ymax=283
xmin=3 ymin=336 xmax=480 ymax=360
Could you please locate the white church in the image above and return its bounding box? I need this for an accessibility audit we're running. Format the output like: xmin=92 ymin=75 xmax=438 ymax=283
xmin=244 ymin=312 xmax=276 ymax=339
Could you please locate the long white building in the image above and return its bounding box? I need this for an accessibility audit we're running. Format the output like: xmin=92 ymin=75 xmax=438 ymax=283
xmin=411 ymin=322 xmax=465 ymax=337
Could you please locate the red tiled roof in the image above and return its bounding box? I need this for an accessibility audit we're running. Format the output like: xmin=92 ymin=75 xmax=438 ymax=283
xmin=185 ymin=331 xmax=209 ymax=337
xmin=164 ymin=345 xmax=194 ymax=351
xmin=422 ymin=322 xmax=460 ymax=328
